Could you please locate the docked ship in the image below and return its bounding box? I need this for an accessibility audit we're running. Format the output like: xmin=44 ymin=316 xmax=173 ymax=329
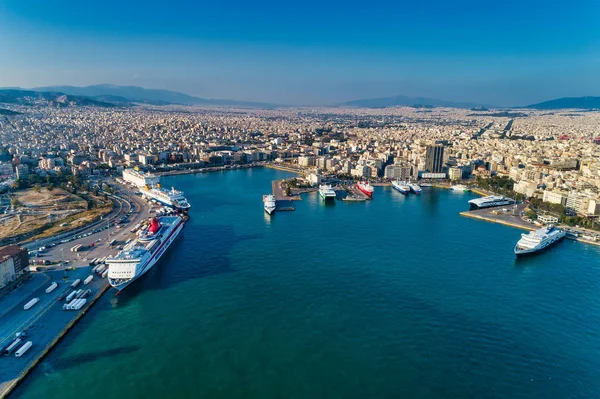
xmin=357 ymin=181 xmax=374 ymax=197
xmin=392 ymin=180 xmax=410 ymax=195
xmin=318 ymin=184 xmax=336 ymax=202
xmin=107 ymin=215 xmax=185 ymax=292
xmin=140 ymin=184 xmax=191 ymax=212
xmin=514 ymin=225 xmax=566 ymax=256
xmin=450 ymin=184 xmax=470 ymax=192
xmin=408 ymin=181 xmax=422 ymax=194
xmin=263 ymin=194 xmax=276 ymax=215
xmin=468 ymin=195 xmax=514 ymax=210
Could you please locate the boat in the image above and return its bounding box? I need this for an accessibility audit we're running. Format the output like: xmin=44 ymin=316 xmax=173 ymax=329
xmin=318 ymin=184 xmax=336 ymax=202
xmin=468 ymin=195 xmax=514 ymax=210
xmin=514 ymin=225 xmax=566 ymax=256
xmin=408 ymin=181 xmax=422 ymax=194
xmin=139 ymin=184 xmax=191 ymax=212
xmin=450 ymin=184 xmax=470 ymax=192
xmin=392 ymin=180 xmax=410 ymax=195
xmin=107 ymin=215 xmax=185 ymax=292
xmin=263 ymin=194 xmax=276 ymax=215
xmin=419 ymin=182 xmax=432 ymax=187
xmin=357 ymin=181 xmax=374 ymax=197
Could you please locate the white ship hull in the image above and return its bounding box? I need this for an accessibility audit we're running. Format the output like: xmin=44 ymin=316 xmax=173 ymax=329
xmin=141 ymin=188 xmax=191 ymax=211
xmin=108 ymin=217 xmax=185 ymax=292
xmin=392 ymin=182 xmax=410 ymax=194
xmin=514 ymin=228 xmax=566 ymax=256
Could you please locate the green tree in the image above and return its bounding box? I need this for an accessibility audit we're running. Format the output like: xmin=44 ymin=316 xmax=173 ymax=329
xmin=46 ymin=184 xmax=54 ymax=191
xmin=10 ymin=197 xmax=21 ymax=208
xmin=32 ymin=184 xmax=41 ymax=193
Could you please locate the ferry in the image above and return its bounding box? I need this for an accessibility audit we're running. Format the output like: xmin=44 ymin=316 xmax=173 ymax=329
xmin=318 ymin=184 xmax=336 ymax=202
xmin=408 ymin=181 xmax=422 ymax=194
xmin=450 ymin=184 xmax=470 ymax=192
xmin=514 ymin=225 xmax=566 ymax=256
xmin=107 ymin=215 xmax=185 ymax=292
xmin=140 ymin=184 xmax=191 ymax=212
xmin=468 ymin=195 xmax=514 ymax=210
xmin=392 ymin=180 xmax=410 ymax=195
xmin=357 ymin=181 xmax=374 ymax=197
xmin=263 ymin=194 xmax=276 ymax=215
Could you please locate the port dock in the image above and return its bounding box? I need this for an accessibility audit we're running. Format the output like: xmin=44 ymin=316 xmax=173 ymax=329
xmin=0 ymin=270 xmax=110 ymax=398
xmin=341 ymin=185 xmax=369 ymax=201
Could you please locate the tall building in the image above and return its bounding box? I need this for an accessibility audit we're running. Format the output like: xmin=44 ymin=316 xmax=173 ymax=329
xmin=425 ymin=145 xmax=445 ymax=173
xmin=0 ymin=245 xmax=29 ymax=291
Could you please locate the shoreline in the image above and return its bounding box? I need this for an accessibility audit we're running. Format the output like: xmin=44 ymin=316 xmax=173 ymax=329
xmin=0 ymin=281 xmax=110 ymax=398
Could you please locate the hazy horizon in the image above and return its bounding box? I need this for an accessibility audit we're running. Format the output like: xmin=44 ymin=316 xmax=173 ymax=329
xmin=1 ymin=0 xmax=599 ymax=106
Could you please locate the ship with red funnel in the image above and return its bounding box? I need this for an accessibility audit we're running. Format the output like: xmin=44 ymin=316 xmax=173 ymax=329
xmin=356 ymin=181 xmax=374 ymax=197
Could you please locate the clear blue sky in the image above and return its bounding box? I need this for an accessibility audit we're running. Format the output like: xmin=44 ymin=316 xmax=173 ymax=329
xmin=0 ymin=0 xmax=599 ymax=105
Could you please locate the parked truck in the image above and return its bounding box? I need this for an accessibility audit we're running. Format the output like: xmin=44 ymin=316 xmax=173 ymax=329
xmin=15 ymin=341 xmax=33 ymax=357
xmin=23 ymin=298 xmax=39 ymax=310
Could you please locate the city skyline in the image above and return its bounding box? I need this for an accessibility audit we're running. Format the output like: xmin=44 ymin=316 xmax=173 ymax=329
xmin=1 ymin=0 xmax=599 ymax=105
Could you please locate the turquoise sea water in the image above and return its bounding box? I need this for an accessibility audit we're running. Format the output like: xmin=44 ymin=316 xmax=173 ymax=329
xmin=11 ymin=168 xmax=600 ymax=399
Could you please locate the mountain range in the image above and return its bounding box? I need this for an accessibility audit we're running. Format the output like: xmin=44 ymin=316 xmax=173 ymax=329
xmin=0 ymin=84 xmax=599 ymax=110
xmin=340 ymin=95 xmax=493 ymax=109
xmin=31 ymin=84 xmax=277 ymax=108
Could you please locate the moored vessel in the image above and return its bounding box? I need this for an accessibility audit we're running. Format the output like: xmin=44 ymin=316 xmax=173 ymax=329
xmin=408 ymin=181 xmax=422 ymax=194
xmin=450 ymin=184 xmax=470 ymax=192
xmin=318 ymin=184 xmax=336 ymax=202
xmin=357 ymin=181 xmax=374 ymax=197
xmin=140 ymin=184 xmax=191 ymax=212
xmin=263 ymin=194 xmax=276 ymax=215
xmin=514 ymin=225 xmax=566 ymax=256
xmin=468 ymin=195 xmax=514 ymax=210
xmin=107 ymin=215 xmax=185 ymax=292
xmin=392 ymin=180 xmax=410 ymax=195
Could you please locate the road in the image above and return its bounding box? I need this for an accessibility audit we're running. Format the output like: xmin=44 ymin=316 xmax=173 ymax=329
xmin=26 ymin=183 xmax=151 ymax=268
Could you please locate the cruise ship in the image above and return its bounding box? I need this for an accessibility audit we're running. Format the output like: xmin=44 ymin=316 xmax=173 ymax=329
xmin=140 ymin=184 xmax=191 ymax=212
xmin=263 ymin=194 xmax=276 ymax=215
xmin=408 ymin=181 xmax=422 ymax=194
xmin=107 ymin=215 xmax=185 ymax=292
xmin=514 ymin=225 xmax=566 ymax=256
xmin=357 ymin=181 xmax=374 ymax=197
xmin=318 ymin=185 xmax=336 ymax=202
xmin=392 ymin=180 xmax=410 ymax=194
xmin=468 ymin=195 xmax=514 ymax=210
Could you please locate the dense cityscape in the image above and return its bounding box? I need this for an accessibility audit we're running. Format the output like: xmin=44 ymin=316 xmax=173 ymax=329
xmin=2 ymin=99 xmax=600 ymax=397
xmin=2 ymin=103 xmax=600 ymax=219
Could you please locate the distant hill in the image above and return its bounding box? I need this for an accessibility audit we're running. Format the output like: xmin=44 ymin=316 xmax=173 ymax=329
xmin=31 ymin=84 xmax=277 ymax=108
xmin=0 ymin=89 xmax=116 ymax=108
xmin=523 ymin=96 xmax=600 ymax=110
xmin=340 ymin=95 xmax=492 ymax=109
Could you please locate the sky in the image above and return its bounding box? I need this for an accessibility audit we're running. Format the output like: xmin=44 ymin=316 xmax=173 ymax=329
xmin=0 ymin=0 xmax=599 ymax=106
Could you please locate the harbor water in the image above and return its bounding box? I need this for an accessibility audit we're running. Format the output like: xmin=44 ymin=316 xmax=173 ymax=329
xmin=11 ymin=168 xmax=600 ymax=399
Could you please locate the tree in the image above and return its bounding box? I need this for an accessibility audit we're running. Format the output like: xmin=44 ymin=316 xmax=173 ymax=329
xmin=10 ymin=197 xmax=21 ymax=208
xmin=32 ymin=184 xmax=41 ymax=193
xmin=46 ymin=184 xmax=54 ymax=191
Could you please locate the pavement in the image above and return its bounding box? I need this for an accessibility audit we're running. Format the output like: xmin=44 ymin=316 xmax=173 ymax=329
xmin=0 ymin=181 xmax=153 ymax=397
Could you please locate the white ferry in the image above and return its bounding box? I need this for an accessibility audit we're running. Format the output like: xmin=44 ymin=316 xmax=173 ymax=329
xmin=107 ymin=215 xmax=185 ymax=292
xmin=468 ymin=195 xmax=514 ymax=210
xmin=318 ymin=185 xmax=336 ymax=202
xmin=514 ymin=225 xmax=566 ymax=256
xmin=140 ymin=184 xmax=191 ymax=212
xmin=263 ymin=194 xmax=276 ymax=215
xmin=392 ymin=180 xmax=410 ymax=195
xmin=450 ymin=184 xmax=471 ymax=192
